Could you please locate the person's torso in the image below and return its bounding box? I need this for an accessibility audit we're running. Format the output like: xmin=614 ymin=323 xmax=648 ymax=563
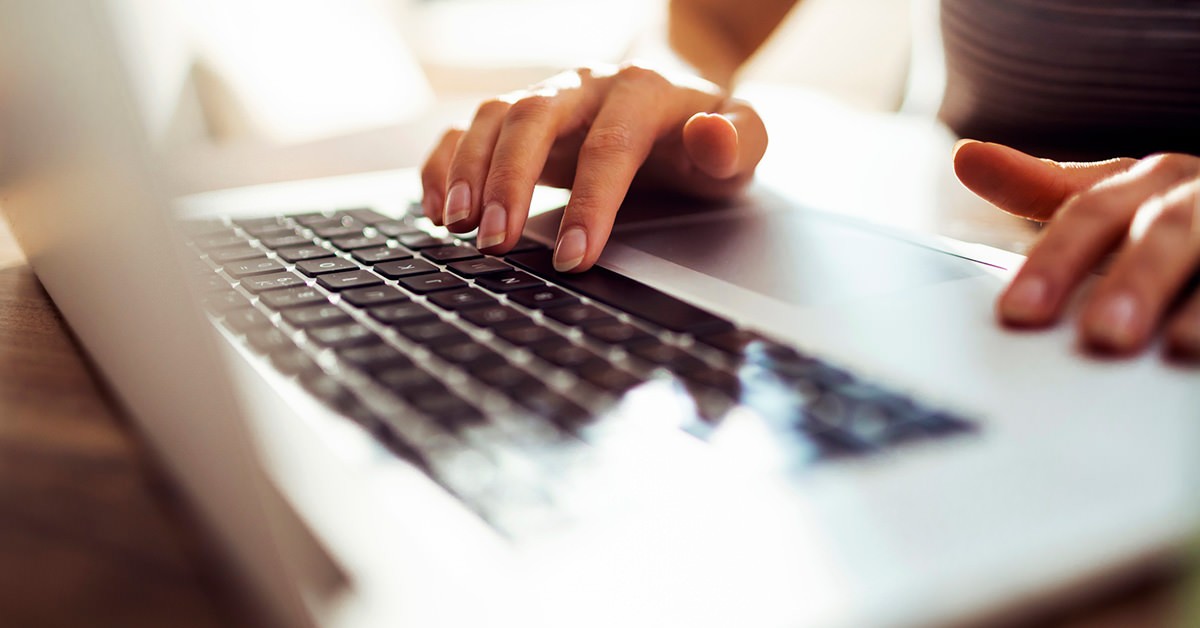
xmin=939 ymin=0 xmax=1200 ymax=159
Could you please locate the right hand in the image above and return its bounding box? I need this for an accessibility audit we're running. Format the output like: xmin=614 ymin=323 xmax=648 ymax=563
xmin=420 ymin=64 xmax=768 ymax=272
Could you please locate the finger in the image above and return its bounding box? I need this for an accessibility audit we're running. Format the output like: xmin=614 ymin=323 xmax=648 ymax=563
xmin=953 ymin=140 xmax=1135 ymax=221
xmin=682 ymin=100 xmax=767 ymax=180
xmin=1079 ymin=180 xmax=1200 ymax=354
xmin=476 ymin=83 xmax=592 ymax=252
xmin=1166 ymin=276 xmax=1200 ymax=362
xmin=420 ymin=128 xmax=463 ymax=224
xmin=553 ymin=68 xmax=672 ymax=272
xmin=442 ymin=99 xmax=511 ymax=230
xmin=997 ymin=155 xmax=1200 ymax=327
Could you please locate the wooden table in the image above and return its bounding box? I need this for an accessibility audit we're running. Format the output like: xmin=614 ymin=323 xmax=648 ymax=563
xmin=0 ymin=218 xmax=251 ymax=627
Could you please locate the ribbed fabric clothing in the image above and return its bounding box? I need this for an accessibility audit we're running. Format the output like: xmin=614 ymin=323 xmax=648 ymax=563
xmin=939 ymin=0 xmax=1200 ymax=160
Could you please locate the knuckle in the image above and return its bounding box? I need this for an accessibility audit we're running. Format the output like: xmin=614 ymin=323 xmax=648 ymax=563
xmin=1150 ymin=199 xmax=1195 ymax=231
xmin=1060 ymin=191 xmax=1129 ymax=224
xmin=615 ymin=63 xmax=667 ymax=89
xmin=1139 ymin=152 xmax=1195 ymax=179
xmin=506 ymin=95 xmax=555 ymax=125
xmin=484 ymin=160 xmax=526 ymax=189
xmin=473 ymin=98 xmax=510 ymax=121
xmin=582 ymin=123 xmax=637 ymax=157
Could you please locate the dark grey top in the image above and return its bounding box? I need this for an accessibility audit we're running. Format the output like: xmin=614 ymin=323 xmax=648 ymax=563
xmin=939 ymin=0 xmax=1200 ymax=159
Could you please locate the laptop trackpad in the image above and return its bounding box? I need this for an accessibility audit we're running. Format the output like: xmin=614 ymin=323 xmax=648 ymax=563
xmin=609 ymin=208 xmax=984 ymax=307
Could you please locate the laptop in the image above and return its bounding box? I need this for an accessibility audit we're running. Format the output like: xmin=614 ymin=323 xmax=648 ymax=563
xmin=2 ymin=3 xmax=1198 ymax=627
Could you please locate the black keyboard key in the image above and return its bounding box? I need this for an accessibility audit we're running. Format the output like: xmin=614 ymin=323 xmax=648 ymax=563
xmin=338 ymin=344 xmax=411 ymax=372
xmin=516 ymin=390 xmax=590 ymax=430
xmin=290 ymin=212 xmax=335 ymax=226
xmin=196 ymin=234 xmax=246 ymax=250
xmin=307 ymin=323 xmax=380 ymax=349
xmin=275 ymin=245 xmax=335 ymax=263
xmin=474 ymin=364 xmax=541 ymax=391
xmin=298 ymin=372 xmax=355 ymax=408
xmin=681 ymin=367 xmax=742 ymax=398
xmin=394 ymin=321 xmax=469 ymax=346
xmin=337 ymin=208 xmax=390 ymax=225
xmin=421 ymin=243 xmax=482 ymax=263
xmin=240 ymin=272 xmax=307 ymax=293
xmin=507 ymin=250 xmax=730 ymax=333
xmin=331 ymin=234 xmax=389 ymax=251
xmin=531 ymin=338 xmax=599 ymax=368
xmin=311 ymin=223 xmax=366 ymax=239
xmin=375 ymin=259 xmax=438 ymax=279
xmin=367 ymin=302 xmax=438 ymax=326
xmin=459 ymin=304 xmax=530 ymax=328
xmin=475 ymin=270 xmax=544 ymax=293
xmin=430 ymin=342 xmax=505 ymax=368
xmin=244 ymin=224 xmax=296 ymax=240
xmin=225 ymin=257 xmax=286 ymax=278
xmin=296 ymin=257 xmax=358 ymax=277
xmin=259 ymin=286 xmax=329 ymax=309
xmin=627 ymin=342 xmax=709 ymax=373
xmin=316 ymin=270 xmax=383 ymax=292
xmin=222 ymin=307 xmax=271 ymax=334
xmin=374 ymin=220 xmax=420 ymax=237
xmin=508 ymin=237 xmax=548 ymax=253
xmin=203 ymin=290 xmax=249 ymax=312
xmin=397 ymin=272 xmax=465 ymax=294
xmin=269 ymin=346 xmax=319 ymax=376
xmin=398 ymin=233 xmax=452 ymax=249
xmin=375 ymin=365 xmax=438 ymax=394
xmin=577 ymin=360 xmax=644 ymax=393
xmin=543 ymin=303 xmax=615 ymax=327
xmin=581 ymin=321 xmax=654 ymax=345
xmin=281 ymin=304 xmax=352 ymax=328
xmin=697 ymin=329 xmax=763 ymax=356
xmin=427 ymin=288 xmax=495 ymax=310
xmin=341 ymin=285 xmax=408 ymax=308
xmin=246 ymin=328 xmax=294 ymax=353
xmin=507 ymin=286 xmax=577 ymax=309
xmin=209 ymin=245 xmax=263 ymax=263
xmin=447 ymin=258 xmax=512 ymax=277
xmin=261 ymin=234 xmax=313 ymax=249
xmin=494 ymin=322 xmax=560 ymax=346
xmin=352 ymin=246 xmax=413 ymax=265
xmin=409 ymin=392 xmax=485 ymax=431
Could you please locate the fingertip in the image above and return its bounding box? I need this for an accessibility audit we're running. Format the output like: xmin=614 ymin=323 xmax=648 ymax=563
xmin=684 ymin=112 xmax=740 ymax=179
xmin=1080 ymin=291 xmax=1154 ymax=356
xmin=997 ymin=274 xmax=1059 ymax=328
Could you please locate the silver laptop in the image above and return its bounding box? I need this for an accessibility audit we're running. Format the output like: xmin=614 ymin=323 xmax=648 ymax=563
xmin=3 ymin=3 xmax=1198 ymax=627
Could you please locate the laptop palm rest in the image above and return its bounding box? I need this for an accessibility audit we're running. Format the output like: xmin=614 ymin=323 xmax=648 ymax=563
xmin=528 ymin=187 xmax=986 ymax=307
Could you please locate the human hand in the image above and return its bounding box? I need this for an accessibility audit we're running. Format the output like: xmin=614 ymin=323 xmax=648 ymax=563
xmin=420 ymin=64 xmax=768 ymax=272
xmin=953 ymin=140 xmax=1200 ymax=360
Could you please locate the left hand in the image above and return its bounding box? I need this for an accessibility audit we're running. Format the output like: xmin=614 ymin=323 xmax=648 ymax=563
xmin=953 ymin=140 xmax=1200 ymax=360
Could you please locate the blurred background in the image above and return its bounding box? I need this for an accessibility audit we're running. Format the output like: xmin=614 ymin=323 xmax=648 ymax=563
xmin=115 ymin=0 xmax=920 ymax=192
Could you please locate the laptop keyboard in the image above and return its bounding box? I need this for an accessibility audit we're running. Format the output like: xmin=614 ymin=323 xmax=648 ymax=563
xmin=185 ymin=205 xmax=974 ymax=534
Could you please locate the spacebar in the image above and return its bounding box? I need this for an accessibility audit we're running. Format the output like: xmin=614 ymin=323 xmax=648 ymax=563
xmin=505 ymin=250 xmax=731 ymax=334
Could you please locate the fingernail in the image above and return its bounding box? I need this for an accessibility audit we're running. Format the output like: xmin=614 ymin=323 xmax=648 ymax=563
xmin=444 ymin=181 xmax=471 ymax=225
xmin=1001 ymin=275 xmax=1049 ymax=323
xmin=477 ymin=202 xmax=507 ymax=249
xmin=553 ymin=227 xmax=587 ymax=272
xmin=1090 ymin=292 xmax=1139 ymax=348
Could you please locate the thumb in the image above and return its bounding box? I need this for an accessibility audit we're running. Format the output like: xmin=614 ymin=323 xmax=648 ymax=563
xmin=682 ymin=101 xmax=767 ymax=180
xmin=952 ymin=139 xmax=1136 ymax=221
